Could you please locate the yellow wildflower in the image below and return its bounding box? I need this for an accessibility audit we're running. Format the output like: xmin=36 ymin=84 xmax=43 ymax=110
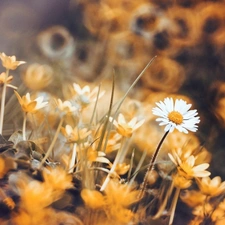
xmin=109 ymin=113 xmax=145 ymax=137
xmin=173 ymin=173 xmax=192 ymax=189
xmin=61 ymin=124 xmax=91 ymax=143
xmin=0 ymin=72 xmax=12 ymax=84
xmin=43 ymin=167 xmax=73 ymax=193
xmin=111 ymin=162 xmax=130 ymax=175
xmin=56 ymin=99 xmax=77 ymax=115
xmin=196 ymin=176 xmax=225 ymax=197
xmin=104 ymin=179 xmax=138 ymax=223
xmin=0 ymin=52 xmax=25 ymax=70
xmin=18 ymin=180 xmax=54 ymax=213
xmin=87 ymin=148 xmax=110 ymax=164
xmin=14 ymin=91 xmax=48 ymax=113
xmin=168 ymin=153 xmax=211 ymax=179
xmin=81 ymin=189 xmax=105 ymax=209
xmin=180 ymin=190 xmax=206 ymax=208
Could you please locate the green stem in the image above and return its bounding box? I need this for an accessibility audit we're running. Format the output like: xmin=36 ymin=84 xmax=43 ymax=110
xmin=39 ymin=117 xmax=64 ymax=168
xmin=138 ymin=130 xmax=169 ymax=199
xmin=22 ymin=112 xmax=27 ymax=140
xmin=100 ymin=136 xmax=126 ymax=191
xmin=169 ymin=188 xmax=180 ymax=225
xmin=0 ymin=69 xmax=9 ymax=135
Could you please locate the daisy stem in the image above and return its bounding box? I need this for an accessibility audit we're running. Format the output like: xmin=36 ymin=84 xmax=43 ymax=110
xmin=22 ymin=112 xmax=27 ymax=140
xmin=138 ymin=130 xmax=169 ymax=199
xmin=100 ymin=136 xmax=126 ymax=191
xmin=169 ymin=187 xmax=180 ymax=225
xmin=0 ymin=69 xmax=9 ymax=135
xmin=39 ymin=117 xmax=64 ymax=168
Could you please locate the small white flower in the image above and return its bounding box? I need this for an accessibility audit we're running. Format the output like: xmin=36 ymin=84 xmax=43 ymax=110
xmin=73 ymin=83 xmax=105 ymax=107
xmin=56 ymin=99 xmax=77 ymax=114
xmin=152 ymin=97 xmax=200 ymax=133
xmin=109 ymin=113 xmax=145 ymax=137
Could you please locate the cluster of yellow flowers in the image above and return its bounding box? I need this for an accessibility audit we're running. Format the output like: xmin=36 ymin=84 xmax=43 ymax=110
xmin=0 ymin=52 xmax=225 ymax=225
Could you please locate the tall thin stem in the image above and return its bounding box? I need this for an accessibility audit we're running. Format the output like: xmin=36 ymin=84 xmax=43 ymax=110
xmin=0 ymin=69 xmax=9 ymax=135
xmin=169 ymin=187 xmax=180 ymax=225
xmin=22 ymin=112 xmax=27 ymax=140
xmin=68 ymin=143 xmax=77 ymax=173
xmin=138 ymin=130 xmax=169 ymax=199
xmin=39 ymin=117 xmax=64 ymax=168
xmin=100 ymin=136 xmax=126 ymax=191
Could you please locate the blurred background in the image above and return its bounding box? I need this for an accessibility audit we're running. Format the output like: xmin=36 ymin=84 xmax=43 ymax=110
xmin=1 ymin=0 xmax=225 ymax=180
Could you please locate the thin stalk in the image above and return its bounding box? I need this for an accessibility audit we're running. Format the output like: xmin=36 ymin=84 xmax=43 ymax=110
xmin=39 ymin=117 xmax=64 ymax=168
xmin=169 ymin=188 xmax=180 ymax=225
xmin=68 ymin=143 xmax=77 ymax=173
xmin=153 ymin=181 xmax=174 ymax=219
xmin=128 ymin=150 xmax=147 ymax=187
xmin=100 ymin=136 xmax=126 ymax=191
xmin=22 ymin=112 xmax=27 ymax=140
xmin=0 ymin=69 xmax=9 ymax=134
xmin=114 ymin=57 xmax=157 ymax=117
xmin=89 ymin=84 xmax=102 ymax=126
xmin=138 ymin=130 xmax=169 ymax=199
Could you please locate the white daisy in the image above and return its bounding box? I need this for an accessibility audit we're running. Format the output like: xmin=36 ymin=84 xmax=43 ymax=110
xmin=152 ymin=97 xmax=200 ymax=133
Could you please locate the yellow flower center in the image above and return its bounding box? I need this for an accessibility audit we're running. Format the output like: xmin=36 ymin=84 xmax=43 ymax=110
xmin=168 ymin=111 xmax=183 ymax=125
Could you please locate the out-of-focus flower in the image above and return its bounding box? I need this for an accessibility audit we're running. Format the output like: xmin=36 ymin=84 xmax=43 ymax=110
xmin=56 ymin=99 xmax=78 ymax=115
xmin=196 ymin=176 xmax=225 ymax=197
xmin=104 ymin=179 xmax=139 ymax=223
xmin=43 ymin=167 xmax=73 ymax=192
xmin=142 ymin=56 xmax=185 ymax=92
xmin=61 ymin=124 xmax=91 ymax=143
xmin=81 ymin=189 xmax=105 ymax=209
xmin=87 ymin=148 xmax=110 ymax=164
xmin=180 ymin=190 xmax=206 ymax=208
xmin=168 ymin=153 xmax=210 ymax=179
xmin=23 ymin=63 xmax=53 ymax=91
xmin=3 ymin=197 xmax=15 ymax=210
xmin=152 ymin=97 xmax=200 ymax=133
xmin=0 ymin=72 xmax=13 ymax=86
xmin=192 ymin=203 xmax=214 ymax=223
xmin=109 ymin=113 xmax=145 ymax=137
xmin=110 ymin=162 xmax=130 ymax=175
xmin=14 ymin=91 xmax=48 ymax=113
xmin=0 ymin=156 xmax=17 ymax=179
xmin=173 ymin=173 xmax=192 ymax=189
xmin=72 ymin=83 xmax=105 ymax=107
xmin=0 ymin=52 xmax=25 ymax=70
xmin=18 ymin=180 xmax=54 ymax=213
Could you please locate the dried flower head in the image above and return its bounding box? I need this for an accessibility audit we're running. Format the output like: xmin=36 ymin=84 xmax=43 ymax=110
xmin=152 ymin=97 xmax=200 ymax=133
xmin=0 ymin=52 xmax=25 ymax=70
xmin=109 ymin=113 xmax=145 ymax=137
xmin=23 ymin=63 xmax=53 ymax=91
xmin=14 ymin=91 xmax=48 ymax=113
